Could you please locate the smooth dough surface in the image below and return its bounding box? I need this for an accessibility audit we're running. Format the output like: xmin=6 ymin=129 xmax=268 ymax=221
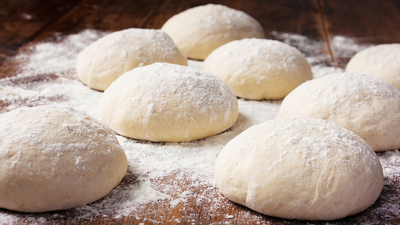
xmin=0 ymin=105 xmax=128 ymax=213
xmin=202 ymin=39 xmax=312 ymax=100
xmin=346 ymin=44 xmax=400 ymax=90
xmin=215 ymin=117 xmax=383 ymax=220
xmin=278 ymin=73 xmax=400 ymax=151
xmin=161 ymin=4 xmax=264 ymax=60
xmin=76 ymin=28 xmax=187 ymax=91
xmin=99 ymin=63 xmax=238 ymax=142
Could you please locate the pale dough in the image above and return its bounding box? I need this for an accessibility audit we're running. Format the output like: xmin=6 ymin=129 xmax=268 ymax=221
xmin=76 ymin=28 xmax=187 ymax=91
xmin=215 ymin=117 xmax=383 ymax=220
xmin=99 ymin=63 xmax=238 ymax=142
xmin=346 ymin=44 xmax=400 ymax=90
xmin=161 ymin=4 xmax=264 ymax=60
xmin=278 ymin=73 xmax=400 ymax=151
xmin=202 ymin=38 xmax=312 ymax=100
xmin=0 ymin=105 xmax=127 ymax=212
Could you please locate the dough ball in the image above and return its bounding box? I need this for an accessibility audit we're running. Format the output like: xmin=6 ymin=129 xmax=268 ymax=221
xmin=161 ymin=4 xmax=264 ymax=60
xmin=215 ymin=118 xmax=383 ymax=220
xmin=99 ymin=63 xmax=238 ymax=142
xmin=76 ymin=28 xmax=187 ymax=91
xmin=346 ymin=44 xmax=400 ymax=90
xmin=202 ymin=39 xmax=312 ymax=100
xmin=278 ymin=73 xmax=400 ymax=151
xmin=0 ymin=105 xmax=128 ymax=213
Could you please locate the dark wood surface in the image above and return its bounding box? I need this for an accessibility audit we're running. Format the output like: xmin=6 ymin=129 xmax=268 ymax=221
xmin=1 ymin=0 xmax=400 ymax=224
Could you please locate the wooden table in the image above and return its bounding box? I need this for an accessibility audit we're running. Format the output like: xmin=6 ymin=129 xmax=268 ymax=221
xmin=1 ymin=0 xmax=400 ymax=224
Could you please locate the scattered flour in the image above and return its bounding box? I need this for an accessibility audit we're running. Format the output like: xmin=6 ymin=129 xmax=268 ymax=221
xmin=15 ymin=30 xmax=107 ymax=78
xmin=331 ymin=35 xmax=372 ymax=59
xmin=0 ymin=30 xmax=399 ymax=225
xmin=270 ymin=32 xmax=372 ymax=79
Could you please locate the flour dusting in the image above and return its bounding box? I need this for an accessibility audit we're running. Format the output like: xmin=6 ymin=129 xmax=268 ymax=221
xmin=331 ymin=36 xmax=372 ymax=59
xmin=0 ymin=30 xmax=399 ymax=225
xmin=16 ymin=30 xmax=107 ymax=78
xmin=99 ymin=62 xmax=238 ymax=142
xmin=216 ymin=118 xmax=382 ymax=220
xmin=202 ymin=38 xmax=313 ymax=100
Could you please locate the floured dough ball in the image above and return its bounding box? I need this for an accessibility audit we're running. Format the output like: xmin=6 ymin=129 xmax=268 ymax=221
xmin=278 ymin=73 xmax=400 ymax=151
xmin=215 ymin=118 xmax=383 ymax=220
xmin=202 ymin=39 xmax=312 ymax=100
xmin=76 ymin=28 xmax=187 ymax=91
xmin=161 ymin=4 xmax=264 ymax=60
xmin=346 ymin=44 xmax=400 ymax=90
xmin=99 ymin=63 xmax=238 ymax=142
xmin=0 ymin=105 xmax=128 ymax=212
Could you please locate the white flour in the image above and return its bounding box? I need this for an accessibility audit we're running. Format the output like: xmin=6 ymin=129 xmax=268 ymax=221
xmin=76 ymin=28 xmax=187 ymax=91
xmin=0 ymin=30 xmax=398 ymax=225
xmin=99 ymin=62 xmax=238 ymax=142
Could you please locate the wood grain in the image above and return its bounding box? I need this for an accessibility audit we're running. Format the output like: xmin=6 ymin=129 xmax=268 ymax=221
xmin=320 ymin=0 xmax=400 ymax=67
xmin=0 ymin=0 xmax=167 ymax=79
xmin=0 ymin=0 xmax=82 ymax=59
xmin=0 ymin=0 xmax=82 ymax=78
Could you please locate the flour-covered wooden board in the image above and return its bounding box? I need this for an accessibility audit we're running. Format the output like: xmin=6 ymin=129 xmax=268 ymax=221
xmin=1 ymin=0 xmax=400 ymax=224
xmin=0 ymin=28 xmax=399 ymax=225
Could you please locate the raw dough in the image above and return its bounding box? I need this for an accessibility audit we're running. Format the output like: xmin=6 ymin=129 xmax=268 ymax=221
xmin=202 ymin=39 xmax=312 ymax=99
xmin=161 ymin=4 xmax=264 ymax=60
xmin=76 ymin=28 xmax=187 ymax=91
xmin=215 ymin=117 xmax=383 ymax=220
xmin=0 ymin=105 xmax=128 ymax=212
xmin=346 ymin=44 xmax=400 ymax=90
xmin=278 ymin=73 xmax=400 ymax=151
xmin=99 ymin=63 xmax=238 ymax=142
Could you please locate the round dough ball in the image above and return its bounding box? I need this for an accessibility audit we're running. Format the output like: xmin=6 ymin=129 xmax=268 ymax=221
xmin=0 ymin=105 xmax=128 ymax=213
xmin=202 ymin=39 xmax=312 ymax=100
xmin=161 ymin=4 xmax=264 ymax=60
xmin=346 ymin=44 xmax=400 ymax=90
xmin=278 ymin=73 xmax=400 ymax=151
xmin=99 ymin=63 xmax=238 ymax=142
xmin=215 ymin=118 xmax=383 ymax=220
xmin=76 ymin=28 xmax=187 ymax=91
